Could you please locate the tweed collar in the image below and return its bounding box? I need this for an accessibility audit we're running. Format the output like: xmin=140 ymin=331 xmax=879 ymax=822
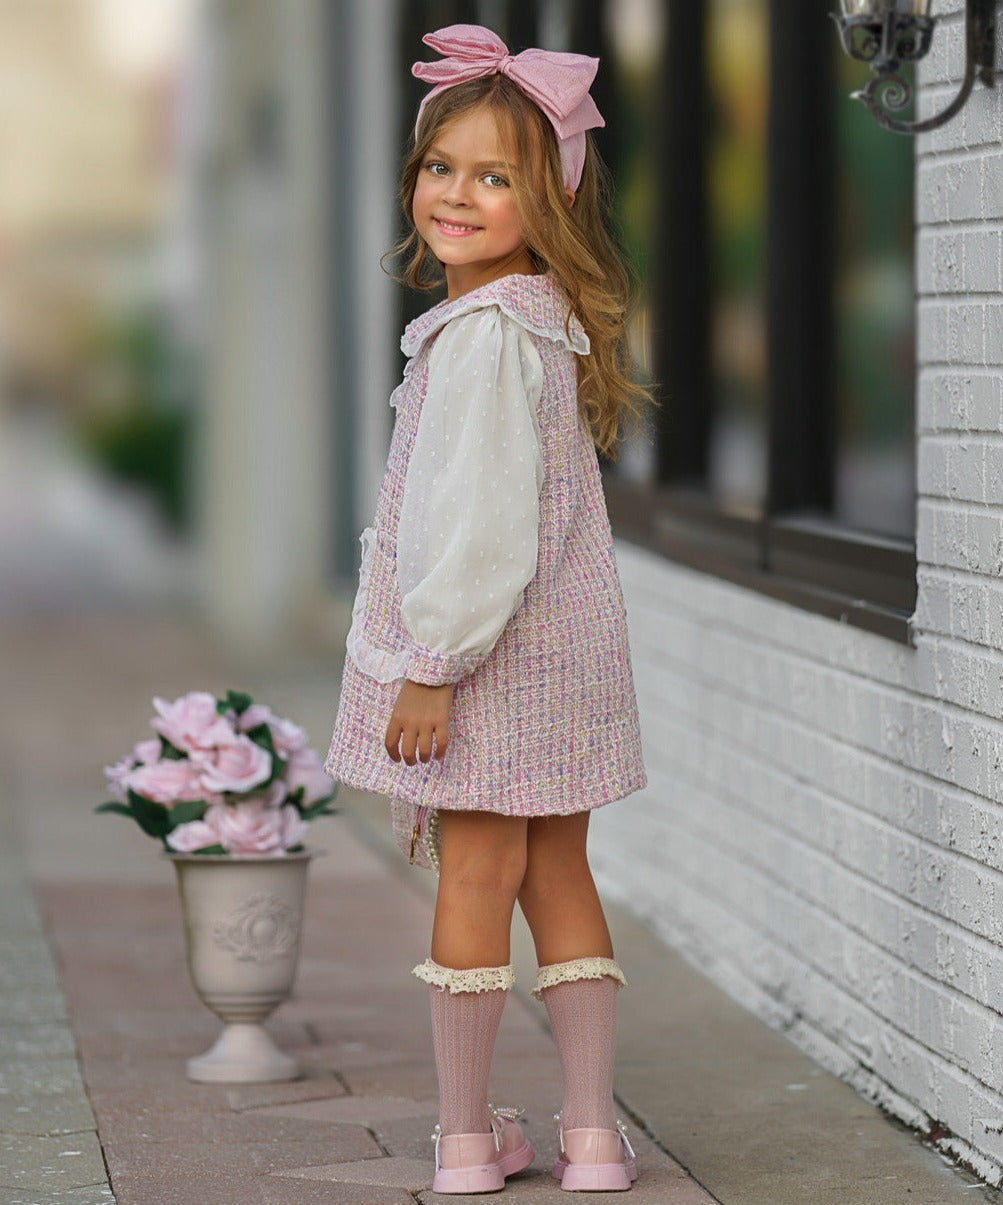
xmin=401 ymin=272 xmax=589 ymax=359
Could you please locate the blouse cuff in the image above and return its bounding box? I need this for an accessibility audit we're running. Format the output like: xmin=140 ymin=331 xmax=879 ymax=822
xmin=405 ymin=643 xmax=485 ymax=687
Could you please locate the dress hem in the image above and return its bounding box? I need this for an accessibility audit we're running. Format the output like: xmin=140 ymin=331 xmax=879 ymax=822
xmin=323 ymin=756 xmax=647 ymax=818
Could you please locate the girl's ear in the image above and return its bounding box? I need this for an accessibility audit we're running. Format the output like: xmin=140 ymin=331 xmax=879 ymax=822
xmin=564 ymin=188 xmax=576 ymax=208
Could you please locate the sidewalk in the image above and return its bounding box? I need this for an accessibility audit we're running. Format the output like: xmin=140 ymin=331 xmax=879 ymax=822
xmin=1 ymin=610 xmax=996 ymax=1204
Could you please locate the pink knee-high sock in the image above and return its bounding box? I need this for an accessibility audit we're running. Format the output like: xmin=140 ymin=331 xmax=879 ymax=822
xmin=541 ymin=975 xmax=619 ymax=1131
xmin=428 ymin=975 xmax=509 ymax=1136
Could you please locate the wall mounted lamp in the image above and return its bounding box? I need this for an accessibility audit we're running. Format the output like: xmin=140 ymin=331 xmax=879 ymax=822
xmin=832 ymin=0 xmax=997 ymax=134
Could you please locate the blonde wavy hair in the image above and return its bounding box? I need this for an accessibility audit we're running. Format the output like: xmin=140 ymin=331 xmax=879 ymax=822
xmin=391 ymin=74 xmax=648 ymax=458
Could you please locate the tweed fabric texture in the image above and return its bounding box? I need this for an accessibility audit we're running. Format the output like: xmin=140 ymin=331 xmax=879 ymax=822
xmin=325 ymin=272 xmax=646 ymax=818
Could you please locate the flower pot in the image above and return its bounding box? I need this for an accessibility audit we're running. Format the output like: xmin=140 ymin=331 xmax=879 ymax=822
xmin=170 ymin=850 xmax=315 ymax=1083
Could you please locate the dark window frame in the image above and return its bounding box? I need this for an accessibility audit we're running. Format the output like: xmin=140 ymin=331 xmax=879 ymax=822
xmin=607 ymin=0 xmax=917 ymax=645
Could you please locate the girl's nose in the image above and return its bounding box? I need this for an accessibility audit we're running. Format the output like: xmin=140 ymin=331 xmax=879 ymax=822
xmin=443 ymin=175 xmax=471 ymax=206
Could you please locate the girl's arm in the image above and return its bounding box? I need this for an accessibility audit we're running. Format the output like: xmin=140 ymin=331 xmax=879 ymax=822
xmin=385 ymin=306 xmax=544 ymax=762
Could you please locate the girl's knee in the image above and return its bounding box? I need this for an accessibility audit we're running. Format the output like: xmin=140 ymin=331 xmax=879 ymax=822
xmin=438 ymin=811 xmax=528 ymax=896
xmin=442 ymin=842 xmax=526 ymax=896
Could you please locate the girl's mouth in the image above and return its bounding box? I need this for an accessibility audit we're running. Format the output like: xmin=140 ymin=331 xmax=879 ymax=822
xmin=434 ymin=218 xmax=481 ymax=237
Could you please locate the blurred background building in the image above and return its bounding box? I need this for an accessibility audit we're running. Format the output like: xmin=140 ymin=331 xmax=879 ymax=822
xmin=2 ymin=0 xmax=1002 ymax=1186
xmin=0 ymin=0 xmax=916 ymax=635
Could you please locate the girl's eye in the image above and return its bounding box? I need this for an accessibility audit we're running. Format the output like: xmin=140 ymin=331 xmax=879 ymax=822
xmin=483 ymin=173 xmax=508 ymax=188
xmin=425 ymin=162 xmax=449 ymax=176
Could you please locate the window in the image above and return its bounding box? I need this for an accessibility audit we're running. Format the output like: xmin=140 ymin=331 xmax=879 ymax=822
xmin=604 ymin=0 xmax=917 ymax=643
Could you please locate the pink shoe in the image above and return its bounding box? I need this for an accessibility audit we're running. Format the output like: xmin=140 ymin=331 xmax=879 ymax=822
xmin=432 ymin=1106 xmax=534 ymax=1194
xmin=552 ymin=1117 xmax=638 ymax=1192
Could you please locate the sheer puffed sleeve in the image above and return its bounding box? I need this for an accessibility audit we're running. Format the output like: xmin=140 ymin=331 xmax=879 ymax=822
xmin=397 ymin=306 xmax=544 ymax=686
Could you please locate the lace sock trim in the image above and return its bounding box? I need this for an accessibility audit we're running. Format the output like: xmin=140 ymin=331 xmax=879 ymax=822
xmin=414 ymin=958 xmax=515 ymax=995
xmin=532 ymin=957 xmax=627 ymax=1000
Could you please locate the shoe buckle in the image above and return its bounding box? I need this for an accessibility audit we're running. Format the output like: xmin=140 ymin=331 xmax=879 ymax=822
xmin=430 ymin=1122 xmax=443 ymax=1171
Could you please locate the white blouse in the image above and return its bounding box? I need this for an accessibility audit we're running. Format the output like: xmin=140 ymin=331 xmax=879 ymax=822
xmin=397 ymin=306 xmax=545 ymax=671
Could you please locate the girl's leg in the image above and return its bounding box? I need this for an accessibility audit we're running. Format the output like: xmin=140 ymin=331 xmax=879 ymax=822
xmin=517 ymin=813 xmax=612 ymax=964
xmin=423 ymin=811 xmax=527 ymax=1135
xmin=519 ymin=814 xmax=634 ymax=1191
xmin=415 ymin=811 xmax=534 ymax=1193
xmin=432 ymin=810 xmax=528 ymax=968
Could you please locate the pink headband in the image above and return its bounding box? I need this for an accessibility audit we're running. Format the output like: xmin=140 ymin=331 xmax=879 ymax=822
xmin=412 ymin=24 xmax=605 ymax=193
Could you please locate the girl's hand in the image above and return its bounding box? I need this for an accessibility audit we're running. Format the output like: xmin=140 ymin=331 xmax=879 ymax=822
xmin=385 ymin=680 xmax=455 ymax=765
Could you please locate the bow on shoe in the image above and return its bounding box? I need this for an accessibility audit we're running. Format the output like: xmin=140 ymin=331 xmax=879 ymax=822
xmin=412 ymin=24 xmax=605 ymax=190
xmin=489 ymin=1104 xmax=526 ymax=1122
xmin=489 ymin=1103 xmax=526 ymax=1150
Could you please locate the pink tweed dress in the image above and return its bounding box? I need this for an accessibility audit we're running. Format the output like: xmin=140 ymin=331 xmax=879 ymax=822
xmin=325 ymin=273 xmax=645 ymax=860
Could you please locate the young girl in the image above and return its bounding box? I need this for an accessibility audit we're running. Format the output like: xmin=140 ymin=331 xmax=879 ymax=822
xmin=326 ymin=24 xmax=647 ymax=1195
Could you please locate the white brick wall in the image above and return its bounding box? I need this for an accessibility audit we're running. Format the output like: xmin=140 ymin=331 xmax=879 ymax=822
xmin=595 ymin=1 xmax=1003 ymax=1183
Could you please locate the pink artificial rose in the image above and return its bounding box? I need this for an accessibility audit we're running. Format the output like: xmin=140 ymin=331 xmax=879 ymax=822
xmin=175 ymin=800 xmax=306 ymax=855
xmin=277 ymin=804 xmax=308 ymax=850
xmin=103 ymin=756 xmax=133 ymax=802
xmin=152 ymin=691 xmax=237 ymax=755
xmin=236 ymin=702 xmax=272 ymax=731
xmin=238 ymin=704 xmax=308 ymax=757
xmin=196 ymin=735 xmax=273 ymax=795
xmin=134 ymin=738 xmax=162 ymax=765
xmin=166 ymin=818 xmax=221 ymax=853
xmin=272 ymin=718 xmax=308 ymax=756
xmin=125 ymin=759 xmax=207 ymax=807
xmin=103 ymin=739 xmax=165 ymax=801
xmin=285 ymin=748 xmax=333 ymax=805
xmin=261 ymin=780 xmax=288 ymax=808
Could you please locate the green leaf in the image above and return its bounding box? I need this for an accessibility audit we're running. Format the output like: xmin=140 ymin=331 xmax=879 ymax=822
xmin=286 ymin=843 xmax=305 ymax=854
xmin=287 ymin=785 xmax=305 ymax=808
xmin=159 ymin=737 xmax=187 ymax=761
xmin=167 ymin=799 xmax=207 ymax=828
xmin=126 ymin=790 xmax=172 ymax=838
xmin=95 ymin=801 xmax=133 ymax=818
xmin=220 ymin=689 xmax=253 ymax=716
xmin=245 ymin=722 xmax=277 ymax=757
xmin=299 ymin=797 xmax=337 ymax=822
xmin=243 ymin=723 xmax=285 ymax=787
xmin=165 ymin=841 xmax=227 ymax=855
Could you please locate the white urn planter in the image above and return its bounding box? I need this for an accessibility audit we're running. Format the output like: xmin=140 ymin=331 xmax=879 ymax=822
xmin=171 ymin=850 xmax=315 ymax=1083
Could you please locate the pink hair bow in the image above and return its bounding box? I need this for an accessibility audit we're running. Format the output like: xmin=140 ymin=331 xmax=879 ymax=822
xmin=412 ymin=24 xmax=605 ymax=192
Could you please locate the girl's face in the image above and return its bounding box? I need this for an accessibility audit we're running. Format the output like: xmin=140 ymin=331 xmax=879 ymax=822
xmin=412 ymin=105 xmax=536 ymax=300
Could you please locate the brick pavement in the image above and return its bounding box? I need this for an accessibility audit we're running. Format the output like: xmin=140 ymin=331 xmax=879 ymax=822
xmin=1 ymin=611 xmax=993 ymax=1204
xmin=36 ymin=808 xmax=712 ymax=1205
